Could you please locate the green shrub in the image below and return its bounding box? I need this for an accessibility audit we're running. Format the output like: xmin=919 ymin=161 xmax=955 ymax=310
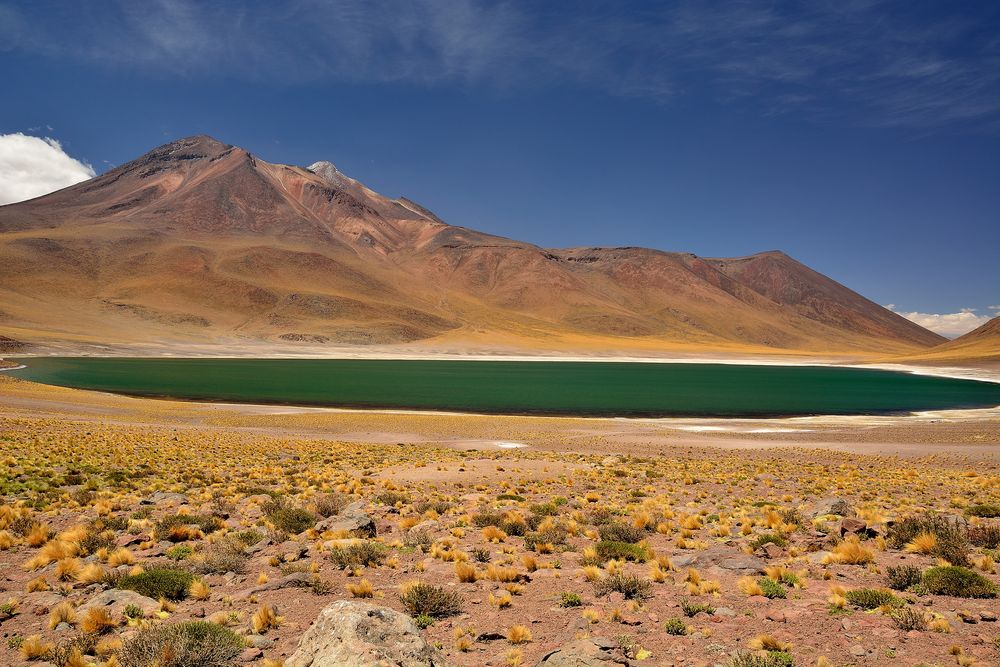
xmin=123 ymin=604 xmax=144 ymax=620
xmin=412 ymin=613 xmax=435 ymax=629
xmin=497 ymin=493 xmax=525 ymax=502
xmin=116 ymin=568 xmax=194 ymax=601
xmin=922 ymin=566 xmax=998 ymax=598
xmin=263 ymin=498 xmax=316 ymax=534
xmin=599 ymin=522 xmax=646 ymax=544
xmin=593 ymin=573 xmax=652 ymax=601
xmin=845 ymin=588 xmax=902 ymax=609
xmin=117 ymin=621 xmax=244 ymax=667
xmin=329 ymin=541 xmax=388 ymax=569
xmin=471 ymin=547 xmax=491 ymax=563
xmin=885 ymin=565 xmax=923 ymax=591
xmin=965 ymin=504 xmax=1000 ymax=518
xmin=664 ymin=617 xmax=688 ymax=635
xmin=559 ymin=592 xmax=583 ymax=607
xmin=680 ymin=599 xmax=715 ymax=617
xmin=233 ymin=528 xmax=265 ymax=546
xmin=399 ymin=583 xmax=462 ymax=618
xmin=591 ymin=540 xmax=651 ymax=563
xmin=166 ymin=545 xmax=193 ymax=561
xmin=758 ymin=577 xmax=786 ymax=599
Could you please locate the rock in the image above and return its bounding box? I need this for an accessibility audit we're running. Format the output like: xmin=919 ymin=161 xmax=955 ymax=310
xmin=240 ymin=647 xmax=264 ymax=662
xmin=765 ymin=610 xmax=786 ymax=623
xmin=248 ymin=635 xmax=274 ymax=648
xmin=315 ymin=508 xmax=376 ymax=538
xmin=277 ymin=540 xmax=309 ymax=561
xmin=957 ymin=610 xmax=978 ymax=624
xmin=849 ymin=645 xmax=866 ymax=657
xmin=714 ymin=607 xmax=736 ymax=617
xmin=78 ymin=589 xmax=160 ymax=618
xmin=979 ymin=611 xmax=997 ymax=622
xmin=140 ymin=491 xmax=187 ymax=506
xmin=812 ymin=497 xmax=852 ymax=518
xmin=716 ymin=555 xmax=765 ymax=574
xmin=535 ymin=637 xmax=631 ymax=666
xmin=285 ymin=600 xmax=448 ymax=667
xmin=250 ymin=571 xmax=314 ymax=594
xmin=759 ymin=543 xmax=784 ymax=559
xmin=838 ymin=517 xmax=866 ymax=535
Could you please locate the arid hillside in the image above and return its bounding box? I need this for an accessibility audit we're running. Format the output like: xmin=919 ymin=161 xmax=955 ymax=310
xmin=0 ymin=135 xmax=944 ymax=356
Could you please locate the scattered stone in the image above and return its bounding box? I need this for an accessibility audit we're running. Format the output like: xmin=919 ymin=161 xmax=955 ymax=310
xmin=140 ymin=491 xmax=187 ymax=506
xmin=78 ymin=589 xmax=160 ymax=618
xmin=285 ymin=600 xmax=447 ymax=667
xmin=980 ymin=611 xmax=997 ymax=622
xmin=536 ymin=637 xmax=631 ymax=666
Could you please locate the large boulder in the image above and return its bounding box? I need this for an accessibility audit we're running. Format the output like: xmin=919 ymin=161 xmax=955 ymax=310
xmin=536 ymin=637 xmax=631 ymax=666
xmin=285 ymin=600 xmax=449 ymax=667
xmin=314 ymin=502 xmax=376 ymax=538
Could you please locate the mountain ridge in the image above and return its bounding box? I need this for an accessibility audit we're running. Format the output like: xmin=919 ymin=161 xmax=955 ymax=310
xmin=0 ymin=135 xmax=946 ymax=356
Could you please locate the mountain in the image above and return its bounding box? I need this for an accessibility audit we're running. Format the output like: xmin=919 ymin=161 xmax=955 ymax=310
xmin=892 ymin=316 xmax=1000 ymax=365
xmin=0 ymin=135 xmax=945 ymax=356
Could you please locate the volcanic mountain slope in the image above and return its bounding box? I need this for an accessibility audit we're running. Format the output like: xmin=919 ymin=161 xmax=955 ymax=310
xmin=0 ymin=135 xmax=945 ymax=355
xmin=892 ymin=316 xmax=1000 ymax=365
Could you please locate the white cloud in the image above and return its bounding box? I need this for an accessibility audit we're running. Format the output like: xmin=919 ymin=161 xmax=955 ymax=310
xmin=886 ymin=306 xmax=991 ymax=339
xmin=0 ymin=133 xmax=95 ymax=205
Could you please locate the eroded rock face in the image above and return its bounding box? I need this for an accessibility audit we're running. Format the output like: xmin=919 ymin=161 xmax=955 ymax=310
xmin=812 ymin=497 xmax=852 ymax=518
xmin=535 ymin=637 xmax=632 ymax=666
xmin=285 ymin=600 xmax=449 ymax=667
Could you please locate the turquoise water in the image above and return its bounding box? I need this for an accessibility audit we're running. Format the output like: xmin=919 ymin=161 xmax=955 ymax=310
xmin=8 ymin=357 xmax=1000 ymax=417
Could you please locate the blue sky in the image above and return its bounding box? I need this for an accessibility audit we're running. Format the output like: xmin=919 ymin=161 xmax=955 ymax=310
xmin=1 ymin=0 xmax=997 ymax=335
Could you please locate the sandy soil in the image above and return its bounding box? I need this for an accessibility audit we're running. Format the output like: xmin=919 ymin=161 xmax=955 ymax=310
xmin=0 ymin=374 xmax=998 ymax=667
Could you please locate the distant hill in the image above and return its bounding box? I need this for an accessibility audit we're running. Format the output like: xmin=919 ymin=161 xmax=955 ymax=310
xmin=892 ymin=316 xmax=1000 ymax=365
xmin=0 ymin=135 xmax=944 ymax=356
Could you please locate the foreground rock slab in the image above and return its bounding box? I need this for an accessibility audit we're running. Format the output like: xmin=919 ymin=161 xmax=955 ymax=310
xmin=285 ymin=600 xmax=449 ymax=667
xmin=536 ymin=637 xmax=632 ymax=666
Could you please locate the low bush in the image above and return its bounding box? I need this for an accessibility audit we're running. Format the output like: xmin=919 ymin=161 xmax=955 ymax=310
xmin=599 ymin=522 xmax=646 ymax=544
xmin=399 ymin=583 xmax=462 ymax=618
xmin=559 ymin=592 xmax=583 ymax=607
xmin=887 ymin=513 xmax=970 ymax=566
xmin=593 ymin=540 xmax=651 ymax=563
xmin=885 ymin=564 xmax=923 ymax=591
xmin=845 ymin=588 xmax=902 ymax=610
xmin=758 ymin=577 xmax=786 ymax=600
xmin=680 ymin=599 xmax=715 ymax=617
xmin=153 ymin=514 xmax=223 ymax=542
xmin=965 ymin=504 xmax=1000 ymax=518
xmin=729 ymin=651 xmax=794 ymax=667
xmin=664 ymin=617 xmax=688 ymax=635
xmin=313 ymin=493 xmax=352 ymax=518
xmin=329 ymin=541 xmax=388 ymax=569
xmin=967 ymin=524 xmax=1000 ymax=549
xmin=922 ymin=565 xmax=998 ymax=598
xmin=116 ymin=568 xmax=194 ymax=601
xmin=593 ymin=573 xmax=652 ymax=601
xmin=263 ymin=498 xmax=316 ymax=535
xmin=190 ymin=537 xmax=247 ymax=575
xmin=891 ymin=606 xmax=928 ymax=631
xmin=117 ymin=621 xmax=244 ymax=667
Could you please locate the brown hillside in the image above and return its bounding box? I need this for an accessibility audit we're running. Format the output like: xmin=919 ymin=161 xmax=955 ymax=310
xmin=0 ymin=135 xmax=945 ymax=356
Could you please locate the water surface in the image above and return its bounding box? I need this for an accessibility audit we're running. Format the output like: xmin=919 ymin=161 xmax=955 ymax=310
xmin=9 ymin=357 xmax=1000 ymax=417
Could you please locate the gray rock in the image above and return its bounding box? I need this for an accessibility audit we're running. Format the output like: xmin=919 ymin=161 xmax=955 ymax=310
xmin=285 ymin=600 xmax=449 ymax=667
xmin=140 ymin=491 xmax=187 ymax=506
xmin=535 ymin=637 xmax=631 ymax=666
xmin=79 ymin=589 xmax=160 ymax=618
xmin=812 ymin=497 xmax=852 ymax=518
xmin=315 ymin=510 xmax=376 ymax=538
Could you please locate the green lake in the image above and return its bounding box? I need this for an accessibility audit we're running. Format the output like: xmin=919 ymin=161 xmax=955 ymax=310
xmin=7 ymin=357 xmax=1000 ymax=417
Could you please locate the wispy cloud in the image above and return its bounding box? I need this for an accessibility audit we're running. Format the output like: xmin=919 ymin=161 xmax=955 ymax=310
xmin=885 ymin=305 xmax=992 ymax=338
xmin=2 ymin=0 xmax=998 ymax=132
xmin=0 ymin=133 xmax=95 ymax=205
